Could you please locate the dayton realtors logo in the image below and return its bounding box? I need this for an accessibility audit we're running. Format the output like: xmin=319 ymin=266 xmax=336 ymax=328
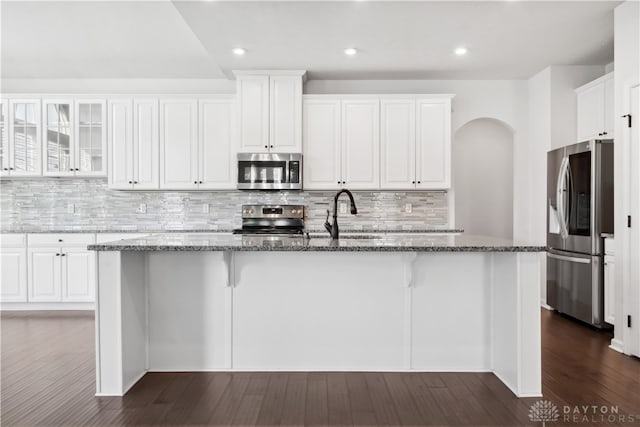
xmin=529 ymin=400 xmax=560 ymax=426
xmin=529 ymin=400 xmax=639 ymax=425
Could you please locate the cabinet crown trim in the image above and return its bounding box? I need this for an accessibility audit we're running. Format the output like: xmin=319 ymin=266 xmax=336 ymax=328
xmin=575 ymin=71 xmax=613 ymax=93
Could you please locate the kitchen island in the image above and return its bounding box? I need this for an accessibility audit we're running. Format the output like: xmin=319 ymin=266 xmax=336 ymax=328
xmin=89 ymin=233 xmax=545 ymax=398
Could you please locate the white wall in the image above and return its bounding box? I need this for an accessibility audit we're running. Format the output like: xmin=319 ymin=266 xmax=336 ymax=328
xmin=453 ymin=119 xmax=513 ymax=239
xmin=614 ymin=0 xmax=640 ymax=356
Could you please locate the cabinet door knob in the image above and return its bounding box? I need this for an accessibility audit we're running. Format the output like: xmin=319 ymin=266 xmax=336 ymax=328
xmin=194 ymin=181 xmax=198 ymax=184
xmin=3 ymin=168 xmax=7 ymax=171
xmin=417 ymin=181 xmax=421 ymax=184
xmin=9 ymin=167 xmax=13 ymax=170
xmin=58 ymin=239 xmax=63 ymax=242
xmin=128 ymin=181 xmax=133 ymax=184
xmin=342 ymin=181 xmax=346 ymax=184
xmin=134 ymin=181 xmax=138 ymax=184
xmin=61 ymin=253 xmax=66 ymax=256
xmin=602 ymin=132 xmax=608 ymax=135
xmin=270 ymin=145 xmax=274 ymax=148
xmin=56 ymin=253 xmax=60 ymax=256
xmin=412 ymin=181 xmax=415 ymax=184
xmin=264 ymin=145 xmax=268 ymax=149
xmin=199 ymin=181 xmax=203 ymax=184
xmin=337 ymin=181 xmax=341 ymax=184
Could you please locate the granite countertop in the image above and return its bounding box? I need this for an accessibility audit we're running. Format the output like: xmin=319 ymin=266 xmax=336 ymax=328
xmin=87 ymin=233 xmax=545 ymax=253
xmin=1 ymin=228 xmax=464 ymax=234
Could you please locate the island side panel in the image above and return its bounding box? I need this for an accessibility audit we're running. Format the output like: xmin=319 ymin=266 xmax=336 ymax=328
xmin=232 ymin=252 xmax=406 ymax=370
xmin=491 ymin=252 xmax=542 ymax=397
xmin=411 ymin=253 xmax=492 ymax=371
xmin=95 ymin=251 xmax=147 ymax=396
xmin=146 ymin=252 xmax=229 ymax=371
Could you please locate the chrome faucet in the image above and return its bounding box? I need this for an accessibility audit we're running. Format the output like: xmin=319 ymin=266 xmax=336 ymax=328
xmin=324 ymin=189 xmax=358 ymax=239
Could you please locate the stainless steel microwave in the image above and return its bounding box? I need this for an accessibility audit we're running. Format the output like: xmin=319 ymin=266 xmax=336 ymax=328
xmin=237 ymin=153 xmax=302 ymax=190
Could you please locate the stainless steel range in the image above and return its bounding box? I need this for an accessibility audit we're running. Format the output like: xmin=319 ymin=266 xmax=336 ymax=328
xmin=233 ymin=204 xmax=305 ymax=235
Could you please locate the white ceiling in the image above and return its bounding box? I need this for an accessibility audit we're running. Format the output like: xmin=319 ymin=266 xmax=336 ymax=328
xmin=1 ymin=1 xmax=618 ymax=80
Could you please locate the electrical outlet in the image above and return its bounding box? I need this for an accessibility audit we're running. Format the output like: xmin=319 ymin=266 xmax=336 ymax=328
xmin=138 ymin=203 xmax=147 ymax=214
xmin=404 ymin=203 xmax=412 ymax=213
xmin=67 ymin=204 xmax=75 ymax=214
xmin=202 ymin=204 xmax=210 ymax=214
xmin=339 ymin=202 xmax=347 ymax=214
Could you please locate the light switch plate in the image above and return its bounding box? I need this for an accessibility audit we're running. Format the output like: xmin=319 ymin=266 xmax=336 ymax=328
xmin=67 ymin=204 xmax=75 ymax=214
xmin=404 ymin=203 xmax=412 ymax=213
xmin=138 ymin=203 xmax=147 ymax=214
xmin=339 ymin=202 xmax=347 ymax=214
xmin=202 ymin=204 xmax=210 ymax=214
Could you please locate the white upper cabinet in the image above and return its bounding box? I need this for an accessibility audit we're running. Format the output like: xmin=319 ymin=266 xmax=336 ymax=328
xmin=43 ymin=99 xmax=106 ymax=177
xmin=108 ymin=99 xmax=134 ymax=189
xmin=199 ymin=98 xmax=237 ymax=190
xmin=237 ymin=75 xmax=270 ymax=152
xmin=302 ymin=99 xmax=342 ymax=190
xmin=270 ymin=75 xmax=302 ymax=153
xmin=0 ymin=100 xmax=9 ymax=176
xmin=576 ymin=72 xmax=614 ymax=142
xmin=380 ymin=98 xmax=416 ymax=189
xmin=109 ymin=99 xmax=160 ymax=190
xmin=132 ymin=99 xmax=160 ymax=190
xmin=416 ymin=99 xmax=452 ymax=189
xmin=6 ymin=99 xmax=41 ymax=177
xmin=341 ymin=99 xmax=380 ymax=189
xmin=304 ymin=94 xmax=453 ymax=191
xmin=43 ymin=99 xmax=74 ymax=177
xmin=160 ymin=99 xmax=199 ymax=189
xmin=75 ymin=100 xmax=107 ymax=176
xmin=236 ymin=71 xmax=305 ymax=153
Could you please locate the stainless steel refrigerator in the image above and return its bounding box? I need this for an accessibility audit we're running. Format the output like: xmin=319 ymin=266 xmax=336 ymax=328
xmin=547 ymin=140 xmax=614 ymax=328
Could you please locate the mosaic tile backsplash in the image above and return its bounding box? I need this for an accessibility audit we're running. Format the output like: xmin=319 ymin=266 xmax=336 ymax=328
xmin=0 ymin=179 xmax=449 ymax=232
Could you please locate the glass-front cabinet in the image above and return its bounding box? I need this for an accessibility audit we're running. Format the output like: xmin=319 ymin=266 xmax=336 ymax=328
xmin=0 ymin=100 xmax=8 ymax=176
xmin=75 ymin=100 xmax=106 ymax=176
xmin=43 ymin=100 xmax=74 ymax=176
xmin=42 ymin=99 xmax=106 ymax=177
xmin=7 ymin=99 xmax=41 ymax=176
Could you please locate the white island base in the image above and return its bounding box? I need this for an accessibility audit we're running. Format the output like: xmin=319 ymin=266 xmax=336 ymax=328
xmin=95 ymin=251 xmax=542 ymax=398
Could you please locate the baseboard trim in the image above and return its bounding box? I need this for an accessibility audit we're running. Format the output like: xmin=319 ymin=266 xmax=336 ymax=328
xmin=609 ymin=338 xmax=624 ymax=353
xmin=1 ymin=302 xmax=95 ymax=311
xmin=541 ymin=303 xmax=553 ymax=311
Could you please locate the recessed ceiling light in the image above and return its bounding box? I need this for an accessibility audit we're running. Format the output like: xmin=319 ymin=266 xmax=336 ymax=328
xmin=454 ymin=47 xmax=468 ymax=56
xmin=232 ymin=48 xmax=246 ymax=56
xmin=344 ymin=48 xmax=358 ymax=56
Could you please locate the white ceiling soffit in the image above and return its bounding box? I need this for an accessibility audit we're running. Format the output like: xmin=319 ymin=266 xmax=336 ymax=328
xmin=1 ymin=1 xmax=617 ymax=80
xmin=0 ymin=1 xmax=224 ymax=78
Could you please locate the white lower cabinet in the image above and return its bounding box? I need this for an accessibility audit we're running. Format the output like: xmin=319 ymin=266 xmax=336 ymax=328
xmin=28 ymin=248 xmax=62 ymax=302
xmin=0 ymin=235 xmax=27 ymax=302
xmin=62 ymin=248 xmax=96 ymax=302
xmin=26 ymin=234 xmax=96 ymax=303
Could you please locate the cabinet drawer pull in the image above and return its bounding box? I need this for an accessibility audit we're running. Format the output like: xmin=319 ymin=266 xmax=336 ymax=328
xmin=58 ymin=239 xmax=63 ymax=242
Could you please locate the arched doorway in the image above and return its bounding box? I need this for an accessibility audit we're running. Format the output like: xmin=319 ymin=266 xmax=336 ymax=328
xmin=453 ymin=118 xmax=514 ymax=239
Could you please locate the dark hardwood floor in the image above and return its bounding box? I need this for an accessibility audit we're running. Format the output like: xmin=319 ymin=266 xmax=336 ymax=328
xmin=1 ymin=309 xmax=639 ymax=426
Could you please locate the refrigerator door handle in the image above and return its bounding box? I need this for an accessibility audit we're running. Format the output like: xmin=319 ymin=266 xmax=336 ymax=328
xmin=556 ymin=157 xmax=569 ymax=239
xmin=547 ymin=252 xmax=591 ymax=264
